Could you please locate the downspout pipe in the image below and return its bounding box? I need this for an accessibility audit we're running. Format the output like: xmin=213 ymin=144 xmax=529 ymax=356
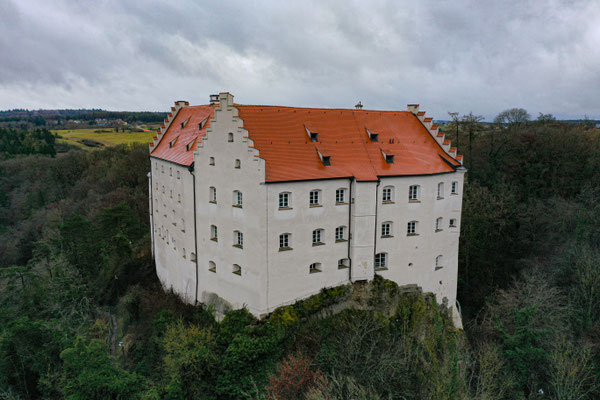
xmin=188 ymin=162 xmax=199 ymax=305
xmin=373 ymin=179 xmax=380 ymax=272
xmin=147 ymin=169 xmax=155 ymax=259
xmin=347 ymin=177 xmax=353 ymax=282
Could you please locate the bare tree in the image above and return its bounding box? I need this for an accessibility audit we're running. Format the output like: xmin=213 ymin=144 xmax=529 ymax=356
xmin=461 ymin=112 xmax=484 ymax=169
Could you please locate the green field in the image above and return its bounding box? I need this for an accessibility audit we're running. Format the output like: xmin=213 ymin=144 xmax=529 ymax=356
xmin=52 ymin=128 xmax=156 ymax=149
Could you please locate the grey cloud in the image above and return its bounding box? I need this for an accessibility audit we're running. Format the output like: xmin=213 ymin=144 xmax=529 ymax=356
xmin=0 ymin=0 xmax=598 ymax=119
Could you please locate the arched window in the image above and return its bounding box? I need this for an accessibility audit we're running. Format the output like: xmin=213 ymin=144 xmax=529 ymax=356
xmin=228 ymin=132 xmax=234 ymax=142
xmin=235 ymin=159 xmax=241 ymax=169
xmin=208 ymin=261 xmax=216 ymax=272
xmin=409 ymin=185 xmax=419 ymax=201
xmin=279 ymin=233 xmax=291 ymax=250
xmin=233 ymin=190 xmax=243 ymax=207
xmin=233 ymin=264 xmax=241 ymax=275
xmin=381 ymin=221 xmax=393 ymax=237
xmin=437 ymin=182 xmax=444 ymax=199
xmin=209 ymin=187 xmax=217 ymax=203
xmin=210 ymin=225 xmax=218 ymax=241
xmin=435 ymin=255 xmax=443 ymax=270
xmin=435 ymin=217 xmax=443 ymax=231
xmin=209 ymin=156 xmax=215 ymax=166
xmin=375 ymin=252 xmax=388 ymax=270
xmin=309 ymin=262 xmax=322 ymax=273
xmin=338 ymin=258 xmax=350 ymax=269
xmin=312 ymin=229 xmax=324 ymax=245
xmin=335 ymin=226 xmax=347 ymax=241
xmin=382 ymin=186 xmax=394 ymax=203
xmin=234 ymin=230 xmax=243 ymax=248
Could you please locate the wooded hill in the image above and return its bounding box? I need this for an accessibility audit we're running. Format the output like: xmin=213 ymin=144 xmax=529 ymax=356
xmin=0 ymin=109 xmax=598 ymax=399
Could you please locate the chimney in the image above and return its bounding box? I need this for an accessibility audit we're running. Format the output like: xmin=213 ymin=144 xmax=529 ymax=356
xmin=407 ymin=104 xmax=420 ymax=114
xmin=209 ymin=94 xmax=219 ymax=105
xmin=355 ymin=101 xmax=363 ymax=110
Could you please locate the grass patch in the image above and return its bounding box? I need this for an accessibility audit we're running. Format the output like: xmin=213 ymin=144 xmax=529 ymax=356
xmin=52 ymin=128 xmax=156 ymax=150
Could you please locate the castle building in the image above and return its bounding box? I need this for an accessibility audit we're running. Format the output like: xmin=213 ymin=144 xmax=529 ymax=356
xmin=148 ymin=92 xmax=465 ymax=324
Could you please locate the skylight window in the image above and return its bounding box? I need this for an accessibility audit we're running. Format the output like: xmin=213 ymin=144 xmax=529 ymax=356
xmin=199 ymin=117 xmax=208 ymax=130
xmin=322 ymin=156 xmax=331 ymax=166
xmin=381 ymin=149 xmax=394 ymax=164
xmin=305 ymin=126 xmax=319 ymax=142
xmin=181 ymin=118 xmax=190 ymax=129
xmin=169 ymin=136 xmax=178 ymax=148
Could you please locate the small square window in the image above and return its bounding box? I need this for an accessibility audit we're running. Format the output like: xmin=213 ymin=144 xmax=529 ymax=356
xmin=449 ymin=218 xmax=457 ymax=228
xmin=385 ymin=154 xmax=394 ymax=164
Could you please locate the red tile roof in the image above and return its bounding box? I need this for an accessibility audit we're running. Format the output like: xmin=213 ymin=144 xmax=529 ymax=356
xmin=150 ymin=104 xmax=461 ymax=182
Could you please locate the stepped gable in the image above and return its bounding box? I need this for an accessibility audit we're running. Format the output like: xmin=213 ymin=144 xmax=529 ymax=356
xmin=150 ymin=103 xmax=213 ymax=165
xmin=150 ymin=100 xmax=463 ymax=182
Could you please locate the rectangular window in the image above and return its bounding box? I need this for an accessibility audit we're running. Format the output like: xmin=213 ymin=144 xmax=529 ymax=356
xmin=211 ymin=225 xmax=218 ymax=241
xmin=375 ymin=253 xmax=387 ymax=269
xmin=234 ymin=191 xmax=243 ymax=206
xmin=436 ymin=217 xmax=443 ymax=231
xmin=210 ymin=187 xmax=217 ymax=203
xmin=382 ymin=187 xmax=393 ymax=202
xmin=335 ymin=226 xmax=345 ymax=241
xmin=309 ymin=190 xmax=320 ymax=206
xmin=407 ymin=221 xmax=417 ymax=235
xmin=449 ymin=218 xmax=457 ymax=227
xmin=437 ymin=182 xmax=444 ymax=199
xmin=279 ymin=192 xmax=289 ymax=208
xmin=409 ymin=185 xmax=419 ymax=201
xmin=279 ymin=233 xmax=290 ymax=249
xmin=236 ymin=231 xmax=243 ymax=247
xmin=381 ymin=222 xmax=391 ymax=237
xmin=312 ymin=229 xmax=322 ymax=244
xmin=451 ymin=181 xmax=458 ymax=194
xmin=336 ymin=188 xmax=346 ymax=203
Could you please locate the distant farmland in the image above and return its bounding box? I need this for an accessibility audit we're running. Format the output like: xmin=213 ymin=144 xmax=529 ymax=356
xmin=52 ymin=128 xmax=156 ymax=149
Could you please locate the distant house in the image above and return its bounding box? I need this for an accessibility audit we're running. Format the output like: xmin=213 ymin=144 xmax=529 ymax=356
xmin=148 ymin=93 xmax=465 ymax=326
xmin=95 ymin=118 xmax=107 ymax=126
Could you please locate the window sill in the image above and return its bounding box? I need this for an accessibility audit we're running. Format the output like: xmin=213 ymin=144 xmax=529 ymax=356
xmin=335 ymin=202 xmax=348 ymax=206
xmin=435 ymin=266 xmax=443 ymax=271
xmin=210 ymin=238 xmax=218 ymax=242
xmin=309 ymin=204 xmax=322 ymax=208
xmin=309 ymin=269 xmax=322 ymax=274
xmin=312 ymin=242 xmax=325 ymax=247
xmin=375 ymin=267 xmax=388 ymax=271
xmin=278 ymin=207 xmax=293 ymax=211
xmin=407 ymin=233 xmax=419 ymax=237
xmin=232 ymin=270 xmax=241 ymax=276
xmin=209 ymin=201 xmax=217 ymax=204
xmin=338 ymin=265 xmax=349 ymax=269
xmin=408 ymin=199 xmax=420 ymax=203
xmin=208 ymin=268 xmax=216 ymax=273
xmin=435 ymin=229 xmax=443 ymax=233
xmin=232 ymin=244 xmax=243 ymax=249
xmin=232 ymin=204 xmax=242 ymax=208
xmin=449 ymin=225 xmax=457 ymax=228
xmin=450 ymin=193 xmax=458 ymax=196
xmin=335 ymin=239 xmax=348 ymax=243
xmin=235 ymin=166 xmax=241 ymax=169
xmin=437 ymin=197 xmax=444 ymax=200
xmin=279 ymin=247 xmax=293 ymax=252
xmin=381 ymin=235 xmax=394 ymax=238
xmin=209 ymin=164 xmax=215 ymax=166
xmin=382 ymin=200 xmax=395 ymax=204
xmin=181 ymin=229 xmax=185 ymax=233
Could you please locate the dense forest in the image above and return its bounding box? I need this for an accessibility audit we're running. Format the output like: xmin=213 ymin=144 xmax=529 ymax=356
xmin=0 ymin=110 xmax=599 ymax=399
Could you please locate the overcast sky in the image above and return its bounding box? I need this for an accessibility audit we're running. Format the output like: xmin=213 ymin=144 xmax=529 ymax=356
xmin=1 ymin=0 xmax=598 ymax=120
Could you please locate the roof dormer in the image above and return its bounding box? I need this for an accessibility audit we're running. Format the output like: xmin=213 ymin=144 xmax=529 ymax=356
xmin=305 ymin=125 xmax=318 ymax=142
xmin=366 ymin=128 xmax=379 ymax=142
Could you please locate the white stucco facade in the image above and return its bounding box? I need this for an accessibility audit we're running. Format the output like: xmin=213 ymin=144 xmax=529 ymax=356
xmin=149 ymin=93 xmax=466 ymax=325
